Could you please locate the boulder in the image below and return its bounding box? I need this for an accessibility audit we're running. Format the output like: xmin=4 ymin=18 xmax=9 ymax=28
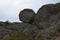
xmin=34 ymin=4 xmax=54 ymax=29
xmin=19 ymin=9 xmax=35 ymax=24
xmin=34 ymin=3 xmax=60 ymax=29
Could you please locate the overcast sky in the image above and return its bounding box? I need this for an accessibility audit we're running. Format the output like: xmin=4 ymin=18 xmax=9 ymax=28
xmin=0 ymin=0 xmax=60 ymax=22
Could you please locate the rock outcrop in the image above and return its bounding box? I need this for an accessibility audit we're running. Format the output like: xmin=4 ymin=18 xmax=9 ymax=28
xmin=18 ymin=3 xmax=60 ymax=40
xmin=34 ymin=3 xmax=60 ymax=29
xmin=0 ymin=3 xmax=60 ymax=40
xmin=34 ymin=4 xmax=54 ymax=29
xmin=0 ymin=27 xmax=12 ymax=40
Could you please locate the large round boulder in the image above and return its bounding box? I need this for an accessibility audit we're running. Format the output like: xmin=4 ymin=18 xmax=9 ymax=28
xmin=19 ymin=9 xmax=35 ymax=24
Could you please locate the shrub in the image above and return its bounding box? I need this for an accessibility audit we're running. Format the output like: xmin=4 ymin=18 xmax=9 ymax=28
xmin=4 ymin=21 xmax=10 ymax=26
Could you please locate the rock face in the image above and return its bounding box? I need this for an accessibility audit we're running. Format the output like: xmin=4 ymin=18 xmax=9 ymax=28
xmin=19 ymin=9 xmax=35 ymax=24
xmin=18 ymin=3 xmax=60 ymax=40
xmin=16 ymin=23 xmax=38 ymax=32
xmin=33 ymin=3 xmax=60 ymax=29
xmin=0 ymin=3 xmax=60 ymax=40
xmin=33 ymin=4 xmax=54 ymax=29
xmin=16 ymin=23 xmax=38 ymax=40
xmin=0 ymin=27 xmax=12 ymax=40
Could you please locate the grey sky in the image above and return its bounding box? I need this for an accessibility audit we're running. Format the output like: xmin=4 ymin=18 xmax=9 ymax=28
xmin=0 ymin=0 xmax=60 ymax=22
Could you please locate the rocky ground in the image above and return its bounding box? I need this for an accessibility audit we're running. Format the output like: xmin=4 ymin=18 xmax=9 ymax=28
xmin=0 ymin=3 xmax=60 ymax=40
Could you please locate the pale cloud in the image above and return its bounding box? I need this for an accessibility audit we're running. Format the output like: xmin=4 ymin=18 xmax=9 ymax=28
xmin=0 ymin=0 xmax=60 ymax=22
